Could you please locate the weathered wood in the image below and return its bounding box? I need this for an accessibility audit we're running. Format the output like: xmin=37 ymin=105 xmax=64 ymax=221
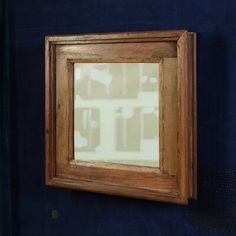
xmin=159 ymin=58 xmax=178 ymax=176
xmin=45 ymin=30 xmax=186 ymax=44
xmin=177 ymin=31 xmax=189 ymax=202
xmin=56 ymin=42 xmax=177 ymax=59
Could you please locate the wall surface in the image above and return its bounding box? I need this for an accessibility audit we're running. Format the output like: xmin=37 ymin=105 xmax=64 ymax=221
xmin=13 ymin=0 xmax=236 ymax=235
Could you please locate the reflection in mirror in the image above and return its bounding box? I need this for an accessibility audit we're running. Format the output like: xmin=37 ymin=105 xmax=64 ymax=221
xmin=74 ymin=63 xmax=159 ymax=167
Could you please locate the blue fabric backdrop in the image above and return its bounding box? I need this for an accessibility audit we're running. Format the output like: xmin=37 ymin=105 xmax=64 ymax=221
xmin=11 ymin=0 xmax=236 ymax=235
xmin=0 ymin=0 xmax=14 ymax=235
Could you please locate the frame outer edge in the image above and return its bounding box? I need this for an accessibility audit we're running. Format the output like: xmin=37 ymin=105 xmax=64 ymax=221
xmin=177 ymin=31 xmax=189 ymax=204
xmin=45 ymin=30 xmax=196 ymax=205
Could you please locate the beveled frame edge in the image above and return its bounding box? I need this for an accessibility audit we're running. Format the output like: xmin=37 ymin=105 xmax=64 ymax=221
xmin=45 ymin=30 xmax=186 ymax=44
xmin=45 ymin=30 xmax=197 ymax=204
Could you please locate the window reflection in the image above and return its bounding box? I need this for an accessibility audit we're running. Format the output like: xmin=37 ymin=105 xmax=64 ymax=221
xmin=74 ymin=63 xmax=159 ymax=167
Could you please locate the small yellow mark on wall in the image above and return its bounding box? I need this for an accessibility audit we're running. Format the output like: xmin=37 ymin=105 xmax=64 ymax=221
xmin=51 ymin=209 xmax=58 ymax=220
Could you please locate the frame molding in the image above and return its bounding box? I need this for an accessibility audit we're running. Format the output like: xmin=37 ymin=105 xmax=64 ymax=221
xmin=45 ymin=30 xmax=197 ymax=204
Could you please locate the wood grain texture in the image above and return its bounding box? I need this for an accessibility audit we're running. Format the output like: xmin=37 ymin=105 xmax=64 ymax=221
xmin=45 ymin=40 xmax=56 ymax=182
xmin=159 ymin=58 xmax=178 ymax=176
xmin=45 ymin=30 xmax=186 ymax=44
xmin=45 ymin=30 xmax=197 ymax=204
xmin=176 ymin=31 xmax=189 ymax=202
xmin=56 ymin=42 xmax=177 ymax=60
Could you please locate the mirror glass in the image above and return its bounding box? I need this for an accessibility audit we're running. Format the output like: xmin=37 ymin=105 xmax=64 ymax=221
xmin=74 ymin=63 xmax=159 ymax=167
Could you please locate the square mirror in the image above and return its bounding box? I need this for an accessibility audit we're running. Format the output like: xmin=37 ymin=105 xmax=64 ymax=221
xmin=45 ymin=30 xmax=197 ymax=204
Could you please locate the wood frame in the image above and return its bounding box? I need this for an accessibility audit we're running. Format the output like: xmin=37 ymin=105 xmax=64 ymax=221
xmin=45 ymin=30 xmax=197 ymax=204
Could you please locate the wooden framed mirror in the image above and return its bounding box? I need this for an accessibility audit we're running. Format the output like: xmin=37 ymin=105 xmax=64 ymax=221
xmin=45 ymin=30 xmax=197 ymax=204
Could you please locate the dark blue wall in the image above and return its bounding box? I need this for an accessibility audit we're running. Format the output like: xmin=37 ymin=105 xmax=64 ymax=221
xmin=14 ymin=0 xmax=236 ymax=235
